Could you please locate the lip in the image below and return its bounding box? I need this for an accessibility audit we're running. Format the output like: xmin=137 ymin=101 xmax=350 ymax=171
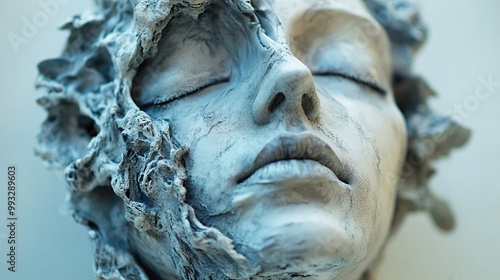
xmin=237 ymin=133 xmax=350 ymax=185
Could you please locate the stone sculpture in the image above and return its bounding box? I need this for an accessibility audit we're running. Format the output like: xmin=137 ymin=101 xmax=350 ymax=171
xmin=35 ymin=0 xmax=469 ymax=279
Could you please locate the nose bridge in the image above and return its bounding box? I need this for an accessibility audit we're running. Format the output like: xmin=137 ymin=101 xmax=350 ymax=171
xmin=252 ymin=53 xmax=320 ymax=124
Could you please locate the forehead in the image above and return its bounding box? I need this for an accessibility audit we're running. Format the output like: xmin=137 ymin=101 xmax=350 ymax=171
xmin=272 ymin=0 xmax=386 ymax=38
xmin=144 ymin=0 xmax=388 ymax=64
xmin=272 ymin=0 xmax=376 ymax=24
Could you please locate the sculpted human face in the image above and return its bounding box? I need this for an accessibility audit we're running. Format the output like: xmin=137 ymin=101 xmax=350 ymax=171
xmin=133 ymin=0 xmax=406 ymax=278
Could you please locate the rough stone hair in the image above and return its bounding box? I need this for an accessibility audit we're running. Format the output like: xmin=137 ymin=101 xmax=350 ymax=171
xmin=35 ymin=0 xmax=469 ymax=279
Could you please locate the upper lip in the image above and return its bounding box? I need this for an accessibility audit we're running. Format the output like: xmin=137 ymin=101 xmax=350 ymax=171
xmin=237 ymin=133 xmax=349 ymax=184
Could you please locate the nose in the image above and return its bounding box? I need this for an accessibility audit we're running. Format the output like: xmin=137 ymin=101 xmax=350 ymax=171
xmin=252 ymin=55 xmax=320 ymax=124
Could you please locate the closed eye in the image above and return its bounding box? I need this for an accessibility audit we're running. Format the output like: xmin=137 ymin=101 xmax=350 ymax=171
xmin=313 ymin=71 xmax=387 ymax=96
xmin=140 ymin=77 xmax=230 ymax=109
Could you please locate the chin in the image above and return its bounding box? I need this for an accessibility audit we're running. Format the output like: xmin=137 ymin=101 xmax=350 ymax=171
xmin=228 ymin=206 xmax=370 ymax=280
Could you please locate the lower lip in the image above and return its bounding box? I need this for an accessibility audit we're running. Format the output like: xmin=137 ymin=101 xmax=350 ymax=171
xmin=233 ymin=160 xmax=348 ymax=210
xmin=243 ymin=159 xmax=342 ymax=185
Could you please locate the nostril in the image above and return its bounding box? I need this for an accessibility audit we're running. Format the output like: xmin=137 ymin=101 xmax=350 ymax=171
xmin=301 ymin=94 xmax=314 ymax=116
xmin=268 ymin=92 xmax=285 ymax=112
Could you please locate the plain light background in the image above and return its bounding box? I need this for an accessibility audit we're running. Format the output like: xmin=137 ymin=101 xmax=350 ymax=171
xmin=0 ymin=0 xmax=498 ymax=279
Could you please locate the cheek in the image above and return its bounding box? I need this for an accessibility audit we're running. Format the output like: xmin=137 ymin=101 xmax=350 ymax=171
xmin=153 ymin=93 xmax=254 ymax=214
xmin=348 ymin=100 xmax=406 ymax=245
xmin=318 ymin=92 xmax=407 ymax=249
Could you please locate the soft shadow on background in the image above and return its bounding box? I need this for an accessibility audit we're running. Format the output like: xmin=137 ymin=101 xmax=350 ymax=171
xmin=0 ymin=0 xmax=498 ymax=279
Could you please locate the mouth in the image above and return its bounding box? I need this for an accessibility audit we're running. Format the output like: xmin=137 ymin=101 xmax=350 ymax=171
xmin=237 ymin=133 xmax=350 ymax=185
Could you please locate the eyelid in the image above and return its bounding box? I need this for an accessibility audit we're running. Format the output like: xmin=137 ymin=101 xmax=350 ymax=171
xmin=141 ymin=76 xmax=230 ymax=108
xmin=313 ymin=71 xmax=387 ymax=96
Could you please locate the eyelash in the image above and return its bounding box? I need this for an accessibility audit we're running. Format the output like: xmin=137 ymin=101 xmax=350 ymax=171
xmin=313 ymin=71 xmax=387 ymax=96
xmin=142 ymin=77 xmax=231 ymax=109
